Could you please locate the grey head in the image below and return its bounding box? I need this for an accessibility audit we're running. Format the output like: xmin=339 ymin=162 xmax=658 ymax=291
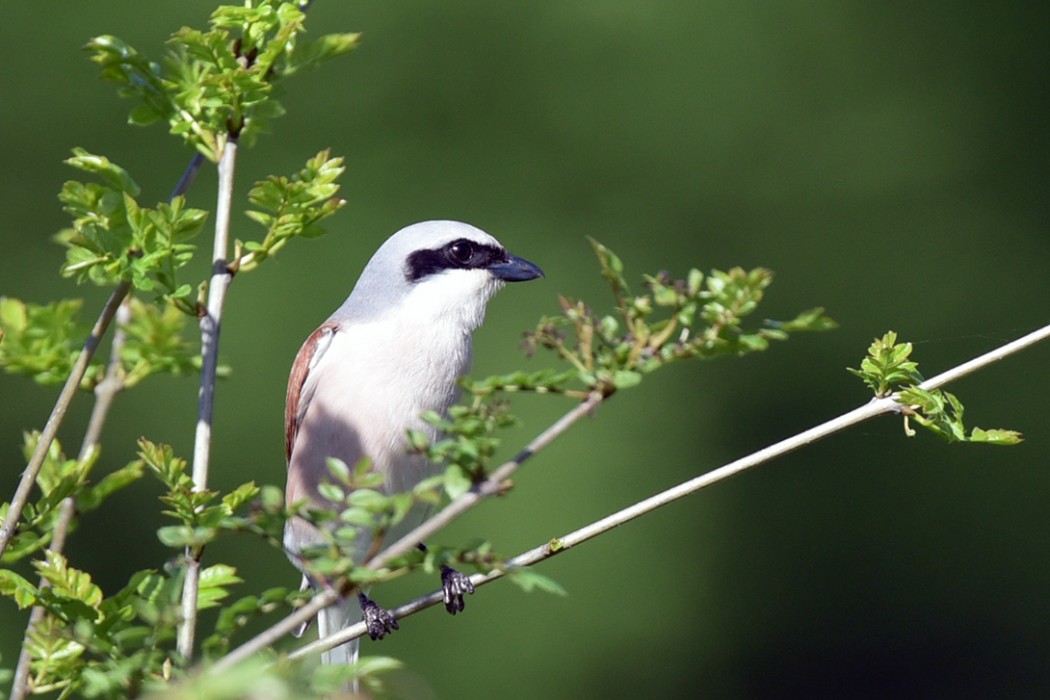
xmin=330 ymin=220 xmax=543 ymax=325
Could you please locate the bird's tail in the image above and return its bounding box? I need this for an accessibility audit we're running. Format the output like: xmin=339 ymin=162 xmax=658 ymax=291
xmin=317 ymin=596 xmax=361 ymax=668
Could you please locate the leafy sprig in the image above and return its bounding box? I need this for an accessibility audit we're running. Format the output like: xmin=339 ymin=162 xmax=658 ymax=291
xmin=139 ymin=439 xmax=260 ymax=552
xmin=0 ymin=297 xmax=207 ymax=390
xmin=87 ymin=2 xmax=359 ymax=160
xmin=850 ymin=332 xmax=1022 ymax=445
xmin=55 ymin=149 xmax=208 ymax=310
xmin=0 ymin=298 xmax=94 ymax=388
xmin=524 ymin=238 xmax=836 ymax=396
xmin=235 ymin=150 xmax=347 ymax=272
xmin=0 ymin=435 xmax=142 ymax=564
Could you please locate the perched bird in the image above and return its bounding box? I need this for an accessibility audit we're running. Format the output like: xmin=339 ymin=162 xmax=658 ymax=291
xmin=284 ymin=220 xmax=543 ymax=666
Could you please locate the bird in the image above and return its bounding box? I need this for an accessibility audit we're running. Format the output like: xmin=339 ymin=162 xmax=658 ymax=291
xmin=283 ymin=220 xmax=543 ymax=667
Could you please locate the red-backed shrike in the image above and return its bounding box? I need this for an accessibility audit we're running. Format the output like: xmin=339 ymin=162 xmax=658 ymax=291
xmin=284 ymin=220 xmax=543 ymax=665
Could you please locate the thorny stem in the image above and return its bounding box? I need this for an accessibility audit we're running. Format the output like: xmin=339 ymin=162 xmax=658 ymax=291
xmin=293 ymin=322 xmax=1050 ymax=658
xmin=178 ymin=138 xmax=239 ymax=660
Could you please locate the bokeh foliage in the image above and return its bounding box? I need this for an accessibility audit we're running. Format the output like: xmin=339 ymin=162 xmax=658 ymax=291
xmin=1 ymin=2 xmax=1049 ymax=699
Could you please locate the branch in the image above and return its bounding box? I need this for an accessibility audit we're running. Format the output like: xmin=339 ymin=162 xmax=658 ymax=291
xmin=210 ymin=589 xmax=338 ymax=673
xmin=208 ymin=391 xmax=604 ymax=672
xmin=178 ymin=138 xmax=239 ymax=660
xmin=369 ymin=390 xmax=605 ymax=571
xmin=915 ymin=323 xmax=1050 ymax=392
xmin=0 ymin=280 xmax=130 ymax=559
xmin=8 ymin=152 xmax=205 ymax=700
xmin=295 ymin=322 xmax=1050 ymax=657
xmin=8 ymin=299 xmax=130 ymax=700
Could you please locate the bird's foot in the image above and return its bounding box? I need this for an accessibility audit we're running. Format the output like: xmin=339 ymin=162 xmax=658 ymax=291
xmin=358 ymin=592 xmax=399 ymax=640
xmin=441 ymin=564 xmax=475 ymax=615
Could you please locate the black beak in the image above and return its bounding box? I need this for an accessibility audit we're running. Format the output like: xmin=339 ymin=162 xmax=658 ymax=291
xmin=488 ymin=254 xmax=544 ymax=282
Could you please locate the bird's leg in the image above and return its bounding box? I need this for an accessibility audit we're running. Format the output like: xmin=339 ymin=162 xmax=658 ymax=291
xmin=417 ymin=542 xmax=476 ymax=615
xmin=358 ymin=592 xmax=399 ymax=640
xmin=292 ymin=575 xmax=313 ymax=637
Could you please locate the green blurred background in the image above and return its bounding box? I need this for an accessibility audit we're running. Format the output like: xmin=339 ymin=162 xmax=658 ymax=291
xmin=3 ymin=2 xmax=1050 ymax=698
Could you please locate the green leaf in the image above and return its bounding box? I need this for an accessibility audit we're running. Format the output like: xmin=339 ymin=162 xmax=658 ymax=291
xmin=77 ymin=460 xmax=146 ymax=513
xmin=612 ymin=370 xmax=643 ymax=389
xmin=443 ymin=465 xmax=473 ymax=500
xmin=326 ymin=457 xmax=352 ymax=485
xmin=283 ymin=32 xmax=362 ymax=77
xmin=776 ymin=306 xmax=838 ymax=333
xmin=197 ymin=564 xmax=243 ymax=610
xmin=346 ymin=489 xmax=390 ymax=511
xmin=969 ymin=428 xmax=1024 ymax=445
xmin=222 ymin=481 xmax=260 ymax=512
xmin=0 ymin=569 xmax=40 ymax=608
xmin=34 ymin=551 xmax=104 ymax=611
xmin=317 ymin=482 xmax=347 ymax=504
xmin=588 ymin=237 xmax=625 ymax=280
xmin=65 ymin=148 xmax=141 ymax=196
xmin=506 ymin=567 xmax=568 ymax=596
xmin=156 ymin=525 xmax=196 ymax=548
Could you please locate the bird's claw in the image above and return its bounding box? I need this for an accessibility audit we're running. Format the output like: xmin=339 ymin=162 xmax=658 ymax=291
xmin=358 ymin=592 xmax=399 ymax=640
xmin=441 ymin=564 xmax=475 ymax=615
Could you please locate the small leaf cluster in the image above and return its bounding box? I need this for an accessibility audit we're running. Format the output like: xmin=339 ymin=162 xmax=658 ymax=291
xmin=117 ymin=298 xmax=206 ymax=387
xmin=523 ymin=238 xmax=835 ymax=396
xmin=850 ymin=332 xmax=1023 ymax=445
xmin=409 ymin=398 xmax=520 ymax=499
xmin=1 ymin=435 xmax=143 ymax=565
xmin=55 ymin=150 xmax=207 ymax=310
xmin=87 ymin=2 xmax=359 ymax=159
xmin=139 ymin=439 xmax=260 ymax=553
xmin=0 ymin=297 xmax=206 ymax=391
xmin=847 ymin=331 xmax=922 ymax=397
xmin=0 ymin=298 xmax=92 ymax=388
xmin=235 ymin=150 xmax=347 ymax=272
xmin=0 ymin=551 xmax=246 ymax=697
xmin=290 ymin=457 xmax=424 ymax=587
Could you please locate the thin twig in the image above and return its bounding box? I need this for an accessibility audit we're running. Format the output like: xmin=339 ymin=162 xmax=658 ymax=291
xmin=170 ymin=153 xmax=205 ymax=203
xmin=209 ymin=391 xmax=604 ymax=672
xmin=0 ymin=151 xmax=205 ymax=564
xmin=0 ymin=280 xmax=131 ymax=559
xmin=177 ymin=138 xmax=239 ymax=660
xmin=210 ymin=589 xmax=338 ymax=673
xmin=916 ymin=323 xmax=1050 ymax=392
xmin=8 ymin=151 xmax=205 ymax=700
xmin=8 ymin=299 xmax=131 ymax=700
xmin=294 ymin=322 xmax=1050 ymax=657
xmin=368 ymin=390 xmax=605 ymax=571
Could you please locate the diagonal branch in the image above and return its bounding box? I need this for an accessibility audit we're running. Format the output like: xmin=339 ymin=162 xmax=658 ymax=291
xmin=294 ymin=322 xmax=1050 ymax=657
xmin=368 ymin=390 xmax=605 ymax=571
xmin=7 ymin=300 xmax=131 ymax=700
xmin=0 ymin=280 xmax=131 ymax=559
xmin=208 ymin=390 xmax=604 ymax=672
xmin=8 ymin=151 xmax=206 ymax=700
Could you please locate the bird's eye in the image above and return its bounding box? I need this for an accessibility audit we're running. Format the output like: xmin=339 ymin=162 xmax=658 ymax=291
xmin=448 ymin=240 xmax=475 ymax=264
